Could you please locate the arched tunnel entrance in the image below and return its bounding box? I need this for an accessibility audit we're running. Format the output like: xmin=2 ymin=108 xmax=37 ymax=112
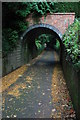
xmin=21 ymin=24 xmax=62 ymax=40
xmin=21 ymin=24 xmax=63 ymax=63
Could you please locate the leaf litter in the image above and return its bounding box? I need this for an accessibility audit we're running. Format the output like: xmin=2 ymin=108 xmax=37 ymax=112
xmin=51 ymin=64 xmax=76 ymax=119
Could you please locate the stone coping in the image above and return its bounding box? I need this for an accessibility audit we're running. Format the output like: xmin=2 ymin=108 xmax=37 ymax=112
xmin=47 ymin=13 xmax=75 ymax=15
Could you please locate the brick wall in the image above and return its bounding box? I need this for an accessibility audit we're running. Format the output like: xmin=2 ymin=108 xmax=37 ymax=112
xmin=26 ymin=13 xmax=75 ymax=34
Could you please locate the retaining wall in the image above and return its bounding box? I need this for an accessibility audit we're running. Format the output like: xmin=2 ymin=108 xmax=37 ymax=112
xmin=61 ymin=45 xmax=80 ymax=119
xmin=2 ymin=40 xmax=38 ymax=76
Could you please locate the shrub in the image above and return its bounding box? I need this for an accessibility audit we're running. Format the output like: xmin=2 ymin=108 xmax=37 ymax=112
xmin=2 ymin=29 xmax=18 ymax=56
xmin=63 ymin=19 xmax=80 ymax=69
xmin=54 ymin=39 xmax=60 ymax=50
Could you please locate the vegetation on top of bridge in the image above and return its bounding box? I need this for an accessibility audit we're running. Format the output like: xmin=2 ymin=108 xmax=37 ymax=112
xmin=63 ymin=19 xmax=80 ymax=70
xmin=2 ymin=2 xmax=80 ymax=56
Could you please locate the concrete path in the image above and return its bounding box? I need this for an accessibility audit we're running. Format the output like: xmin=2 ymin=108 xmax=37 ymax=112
xmin=2 ymin=50 xmax=76 ymax=119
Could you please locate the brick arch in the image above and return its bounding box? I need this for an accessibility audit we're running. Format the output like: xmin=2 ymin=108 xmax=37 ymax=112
xmin=21 ymin=23 xmax=63 ymax=42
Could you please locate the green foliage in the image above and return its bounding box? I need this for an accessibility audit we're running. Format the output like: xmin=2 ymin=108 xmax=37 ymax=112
xmin=2 ymin=3 xmax=28 ymax=32
xmin=35 ymin=34 xmax=53 ymax=53
xmin=2 ymin=3 xmax=29 ymax=55
xmin=15 ymin=21 xmax=29 ymax=32
xmin=35 ymin=40 xmax=42 ymax=50
xmin=54 ymin=2 xmax=80 ymax=18
xmin=54 ymin=39 xmax=60 ymax=50
xmin=38 ymin=34 xmax=52 ymax=44
xmin=63 ymin=19 xmax=80 ymax=69
xmin=2 ymin=29 xmax=18 ymax=56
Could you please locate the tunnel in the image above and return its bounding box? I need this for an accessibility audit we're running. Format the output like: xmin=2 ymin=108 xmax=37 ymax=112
xmin=20 ymin=23 xmax=63 ymax=63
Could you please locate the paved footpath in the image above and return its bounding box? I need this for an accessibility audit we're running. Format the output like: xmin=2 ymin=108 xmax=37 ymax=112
xmin=2 ymin=50 xmax=76 ymax=119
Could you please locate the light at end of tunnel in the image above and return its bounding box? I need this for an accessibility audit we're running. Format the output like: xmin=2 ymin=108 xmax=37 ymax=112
xmin=20 ymin=36 xmax=23 ymax=40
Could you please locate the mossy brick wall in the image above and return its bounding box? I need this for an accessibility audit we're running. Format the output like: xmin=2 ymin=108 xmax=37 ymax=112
xmin=61 ymin=45 xmax=80 ymax=119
